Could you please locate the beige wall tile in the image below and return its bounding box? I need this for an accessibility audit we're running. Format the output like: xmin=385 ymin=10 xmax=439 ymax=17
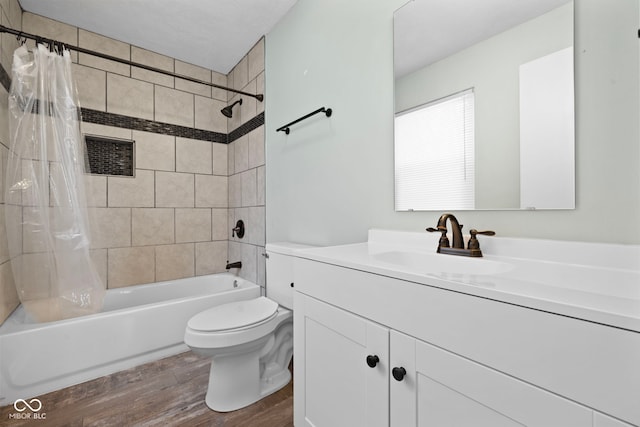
xmin=108 ymin=169 xmax=155 ymax=207
xmin=0 ymin=207 xmax=8 ymax=264
xmin=256 ymin=245 xmax=266 ymax=287
xmin=0 ymin=260 xmax=18 ymax=325
xmin=176 ymin=138 xmax=212 ymax=174
xmin=81 ymin=123 xmax=133 ymax=140
xmin=156 ymin=243 xmax=194 ymax=281
xmin=256 ymin=165 xmax=265 ymax=206
xmin=176 ymin=208 xmax=211 ymax=243
xmin=22 ymin=13 xmax=78 ymax=56
xmin=241 ymin=168 xmax=257 ymax=207
xmin=248 ymin=126 xmax=265 ymax=169
xmin=228 ymin=95 xmax=242 ymax=131
xmin=233 ymin=135 xmax=249 ymax=173
xmin=0 ymin=143 xmax=7 ymax=204
xmin=0 ymin=13 xmax=19 ymax=73
xmin=73 ymin=64 xmax=106 ymax=111
xmin=155 ymin=86 xmax=194 ymax=127
xmin=212 ymin=143 xmax=228 ymax=176
xmin=195 ymin=96 xmax=227 ymax=133
xmin=132 ymin=208 xmax=174 ymax=246
xmin=195 ymin=241 xmax=227 ymax=276
xmin=84 ymin=174 xmax=107 ymax=207
xmin=211 ymin=71 xmax=228 ymax=102
xmin=108 ymin=246 xmax=155 ymax=288
xmin=227 ymin=142 xmax=235 ymax=175
xmin=0 ymin=19 xmax=19 ymax=73
xmin=89 ymin=249 xmax=107 ymax=288
xmin=248 ymin=206 xmax=266 ymax=246
xmin=79 ymin=29 xmax=130 ymax=76
xmin=239 ymin=80 xmax=258 ymax=125
xmin=211 ymin=208 xmax=228 ymax=241
xmin=175 ymin=61 xmax=212 ymax=97
xmin=235 ymin=242 xmax=257 ymax=284
xmin=229 ymin=173 xmax=241 ymax=208
xmin=131 ymin=46 xmax=174 ymax=87
xmin=195 ymin=175 xmax=228 ymax=208
xmin=22 ymin=207 xmax=47 ymax=253
xmin=21 ymin=159 xmax=49 ymax=207
xmin=156 ymin=171 xmax=194 ymax=207
xmin=2 ymin=0 xmax=21 ymax=28
xmin=248 ymin=38 xmax=265 ymax=82
xmin=232 ymin=56 xmax=249 ymax=91
xmin=89 ymin=207 xmax=131 ymax=249
xmin=107 ymin=73 xmax=154 ymax=120
xmin=243 ymin=243 xmax=259 ymax=284
xmin=0 ymin=86 xmax=9 ymax=148
xmin=3 ymin=204 xmax=20 ymax=256
xmin=256 ymin=72 xmax=265 ymax=115
xmin=134 ymin=131 xmax=175 ymax=172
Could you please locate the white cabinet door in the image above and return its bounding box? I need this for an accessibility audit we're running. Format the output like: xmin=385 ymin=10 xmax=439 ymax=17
xmin=390 ymin=331 xmax=593 ymax=427
xmin=294 ymin=293 xmax=389 ymax=427
xmin=594 ymin=412 xmax=636 ymax=427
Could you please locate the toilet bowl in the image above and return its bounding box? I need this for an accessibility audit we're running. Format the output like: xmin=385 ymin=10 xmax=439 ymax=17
xmin=184 ymin=242 xmax=312 ymax=412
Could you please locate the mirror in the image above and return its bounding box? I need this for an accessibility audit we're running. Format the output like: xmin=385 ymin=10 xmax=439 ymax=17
xmin=394 ymin=0 xmax=575 ymax=211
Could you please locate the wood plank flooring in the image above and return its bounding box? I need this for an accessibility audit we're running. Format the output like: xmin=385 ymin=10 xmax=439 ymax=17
xmin=0 ymin=351 xmax=293 ymax=427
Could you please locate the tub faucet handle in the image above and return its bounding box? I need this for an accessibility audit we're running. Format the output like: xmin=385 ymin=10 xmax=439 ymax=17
xmin=232 ymin=220 xmax=245 ymax=238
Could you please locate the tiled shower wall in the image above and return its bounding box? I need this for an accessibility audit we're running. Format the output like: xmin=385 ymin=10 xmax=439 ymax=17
xmin=0 ymin=4 xmax=266 ymax=324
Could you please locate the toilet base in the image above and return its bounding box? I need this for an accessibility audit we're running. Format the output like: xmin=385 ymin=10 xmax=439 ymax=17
xmin=202 ymin=317 xmax=293 ymax=412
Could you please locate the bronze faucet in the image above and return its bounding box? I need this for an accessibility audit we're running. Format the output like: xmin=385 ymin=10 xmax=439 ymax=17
xmin=427 ymin=213 xmax=494 ymax=257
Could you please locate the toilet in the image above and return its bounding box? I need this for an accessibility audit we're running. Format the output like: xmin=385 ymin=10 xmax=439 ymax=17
xmin=184 ymin=242 xmax=311 ymax=412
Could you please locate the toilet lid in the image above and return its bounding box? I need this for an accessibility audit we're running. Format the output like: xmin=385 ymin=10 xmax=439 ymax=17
xmin=188 ymin=297 xmax=278 ymax=332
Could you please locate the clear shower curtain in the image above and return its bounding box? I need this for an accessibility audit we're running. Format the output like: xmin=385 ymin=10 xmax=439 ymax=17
xmin=4 ymin=44 xmax=104 ymax=322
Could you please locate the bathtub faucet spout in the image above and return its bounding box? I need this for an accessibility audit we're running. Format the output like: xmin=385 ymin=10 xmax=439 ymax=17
xmin=225 ymin=261 xmax=242 ymax=269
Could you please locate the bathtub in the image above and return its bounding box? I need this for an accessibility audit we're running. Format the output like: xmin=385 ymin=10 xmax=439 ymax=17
xmin=0 ymin=273 xmax=260 ymax=406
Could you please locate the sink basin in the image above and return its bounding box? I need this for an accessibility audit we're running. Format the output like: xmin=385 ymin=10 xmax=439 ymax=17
xmin=372 ymin=250 xmax=513 ymax=276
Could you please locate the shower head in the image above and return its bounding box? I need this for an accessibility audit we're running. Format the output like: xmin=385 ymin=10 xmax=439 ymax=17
xmin=221 ymin=99 xmax=243 ymax=118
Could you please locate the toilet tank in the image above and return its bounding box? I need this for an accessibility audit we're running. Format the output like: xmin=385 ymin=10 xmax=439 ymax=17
xmin=265 ymin=242 xmax=315 ymax=309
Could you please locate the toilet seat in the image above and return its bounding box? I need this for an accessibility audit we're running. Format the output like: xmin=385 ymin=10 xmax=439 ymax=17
xmin=188 ymin=297 xmax=278 ymax=332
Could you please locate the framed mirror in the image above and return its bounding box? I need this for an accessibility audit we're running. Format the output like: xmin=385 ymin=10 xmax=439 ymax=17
xmin=394 ymin=0 xmax=575 ymax=211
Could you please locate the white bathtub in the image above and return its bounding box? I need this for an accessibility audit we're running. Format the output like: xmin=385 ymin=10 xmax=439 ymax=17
xmin=0 ymin=273 xmax=260 ymax=406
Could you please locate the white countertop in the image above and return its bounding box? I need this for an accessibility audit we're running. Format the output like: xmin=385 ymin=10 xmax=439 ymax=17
xmin=294 ymin=230 xmax=640 ymax=332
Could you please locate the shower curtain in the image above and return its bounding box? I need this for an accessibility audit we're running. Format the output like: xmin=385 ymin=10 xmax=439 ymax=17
xmin=4 ymin=44 xmax=104 ymax=322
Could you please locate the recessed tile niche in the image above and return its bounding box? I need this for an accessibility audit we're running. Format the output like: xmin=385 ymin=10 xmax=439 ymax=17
xmin=84 ymin=135 xmax=135 ymax=177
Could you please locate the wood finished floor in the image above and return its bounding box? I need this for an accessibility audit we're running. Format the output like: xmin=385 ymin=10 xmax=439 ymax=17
xmin=0 ymin=351 xmax=293 ymax=427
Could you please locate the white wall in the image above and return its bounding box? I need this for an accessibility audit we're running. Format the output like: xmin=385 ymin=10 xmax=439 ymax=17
xmin=265 ymin=0 xmax=640 ymax=246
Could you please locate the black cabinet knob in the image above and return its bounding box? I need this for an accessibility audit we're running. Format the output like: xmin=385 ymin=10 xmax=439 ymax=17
xmin=392 ymin=367 xmax=407 ymax=381
xmin=366 ymin=355 xmax=379 ymax=368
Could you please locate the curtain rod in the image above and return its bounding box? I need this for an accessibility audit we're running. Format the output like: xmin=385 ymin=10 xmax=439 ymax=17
xmin=0 ymin=25 xmax=264 ymax=102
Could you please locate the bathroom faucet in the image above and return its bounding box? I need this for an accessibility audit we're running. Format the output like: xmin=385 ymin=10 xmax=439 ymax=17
xmin=427 ymin=213 xmax=494 ymax=257
xmin=427 ymin=213 xmax=465 ymax=249
xmin=225 ymin=261 xmax=242 ymax=269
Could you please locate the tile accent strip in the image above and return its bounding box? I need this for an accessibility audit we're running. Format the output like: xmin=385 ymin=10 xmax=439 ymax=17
xmin=228 ymin=112 xmax=265 ymax=143
xmin=0 ymin=62 xmax=10 ymax=93
xmin=80 ymin=108 xmax=228 ymax=143
xmin=0 ymin=63 xmax=264 ymax=144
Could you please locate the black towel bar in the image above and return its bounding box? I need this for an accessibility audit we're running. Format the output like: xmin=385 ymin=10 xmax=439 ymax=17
xmin=277 ymin=107 xmax=332 ymax=134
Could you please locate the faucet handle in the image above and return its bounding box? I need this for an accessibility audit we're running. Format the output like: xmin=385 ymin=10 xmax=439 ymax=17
xmin=468 ymin=229 xmax=495 ymax=250
xmin=427 ymin=226 xmax=450 ymax=248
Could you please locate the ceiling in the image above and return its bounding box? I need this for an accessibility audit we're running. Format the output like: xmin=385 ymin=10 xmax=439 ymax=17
xmin=394 ymin=0 xmax=572 ymax=78
xmin=18 ymin=0 xmax=297 ymax=74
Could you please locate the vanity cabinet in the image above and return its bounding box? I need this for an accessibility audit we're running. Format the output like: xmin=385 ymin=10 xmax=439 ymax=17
xmin=390 ymin=331 xmax=591 ymax=426
xmin=293 ymin=256 xmax=640 ymax=427
xmin=293 ymin=292 xmax=389 ymax=427
xmin=295 ymin=292 xmax=591 ymax=427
